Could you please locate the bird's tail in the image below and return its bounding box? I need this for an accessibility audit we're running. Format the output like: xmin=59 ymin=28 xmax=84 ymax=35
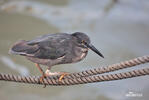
xmin=9 ymin=40 xmax=39 ymax=57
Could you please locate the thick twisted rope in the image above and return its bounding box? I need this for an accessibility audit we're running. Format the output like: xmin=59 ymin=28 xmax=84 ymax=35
xmin=53 ymin=55 xmax=149 ymax=79
xmin=0 ymin=68 xmax=148 ymax=86
xmin=0 ymin=55 xmax=149 ymax=86
xmin=0 ymin=56 xmax=149 ymax=85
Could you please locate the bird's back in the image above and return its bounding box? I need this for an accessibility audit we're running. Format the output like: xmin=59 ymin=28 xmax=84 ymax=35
xmin=10 ymin=33 xmax=75 ymax=59
xmin=27 ymin=33 xmax=71 ymax=45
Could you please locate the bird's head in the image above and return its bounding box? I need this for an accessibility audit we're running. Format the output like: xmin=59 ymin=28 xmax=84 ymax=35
xmin=71 ymin=32 xmax=104 ymax=58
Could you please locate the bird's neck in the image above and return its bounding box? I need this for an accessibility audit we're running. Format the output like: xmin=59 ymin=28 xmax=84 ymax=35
xmin=72 ymin=46 xmax=88 ymax=62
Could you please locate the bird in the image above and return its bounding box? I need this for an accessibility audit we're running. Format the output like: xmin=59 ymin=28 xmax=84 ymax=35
xmin=9 ymin=32 xmax=104 ymax=87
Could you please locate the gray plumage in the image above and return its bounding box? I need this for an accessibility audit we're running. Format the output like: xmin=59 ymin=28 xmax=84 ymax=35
xmin=9 ymin=32 xmax=104 ymax=69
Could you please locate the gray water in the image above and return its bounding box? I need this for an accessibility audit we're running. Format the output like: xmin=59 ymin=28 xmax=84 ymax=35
xmin=0 ymin=0 xmax=149 ymax=100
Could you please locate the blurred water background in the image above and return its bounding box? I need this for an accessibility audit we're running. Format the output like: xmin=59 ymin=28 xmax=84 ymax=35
xmin=0 ymin=0 xmax=149 ymax=100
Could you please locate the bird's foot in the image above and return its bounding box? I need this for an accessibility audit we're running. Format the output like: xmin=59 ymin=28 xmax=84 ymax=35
xmin=39 ymin=73 xmax=47 ymax=88
xmin=45 ymin=69 xmax=69 ymax=82
xmin=58 ymin=72 xmax=69 ymax=82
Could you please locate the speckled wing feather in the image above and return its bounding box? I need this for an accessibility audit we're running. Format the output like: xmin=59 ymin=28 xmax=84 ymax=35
xmin=26 ymin=33 xmax=73 ymax=59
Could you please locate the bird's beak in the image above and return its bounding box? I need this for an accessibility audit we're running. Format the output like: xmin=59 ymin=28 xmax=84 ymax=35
xmin=85 ymin=43 xmax=104 ymax=58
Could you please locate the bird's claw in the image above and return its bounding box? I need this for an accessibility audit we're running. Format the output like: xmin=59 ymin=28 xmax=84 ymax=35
xmin=45 ymin=69 xmax=69 ymax=82
xmin=58 ymin=72 xmax=69 ymax=82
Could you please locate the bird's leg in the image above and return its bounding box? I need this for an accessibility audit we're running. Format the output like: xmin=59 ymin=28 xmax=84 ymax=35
xmin=35 ymin=63 xmax=47 ymax=87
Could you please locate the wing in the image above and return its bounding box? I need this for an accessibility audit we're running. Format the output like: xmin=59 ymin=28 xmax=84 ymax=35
xmin=27 ymin=33 xmax=68 ymax=45
xmin=26 ymin=33 xmax=72 ymax=59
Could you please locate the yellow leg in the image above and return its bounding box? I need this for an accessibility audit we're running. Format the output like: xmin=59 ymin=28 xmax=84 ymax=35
xmin=35 ymin=63 xmax=44 ymax=75
xmin=35 ymin=63 xmax=47 ymax=88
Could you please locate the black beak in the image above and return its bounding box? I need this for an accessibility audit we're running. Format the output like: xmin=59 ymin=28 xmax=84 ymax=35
xmin=85 ymin=43 xmax=104 ymax=58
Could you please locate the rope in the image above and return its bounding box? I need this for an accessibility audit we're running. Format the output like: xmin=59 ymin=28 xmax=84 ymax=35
xmin=0 ymin=55 xmax=149 ymax=86
xmin=54 ymin=55 xmax=149 ymax=79
xmin=0 ymin=68 xmax=148 ymax=86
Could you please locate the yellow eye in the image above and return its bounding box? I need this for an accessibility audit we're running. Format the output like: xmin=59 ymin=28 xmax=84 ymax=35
xmin=81 ymin=40 xmax=85 ymax=44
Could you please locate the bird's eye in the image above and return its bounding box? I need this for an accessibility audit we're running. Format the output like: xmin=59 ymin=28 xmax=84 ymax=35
xmin=81 ymin=40 xmax=85 ymax=44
